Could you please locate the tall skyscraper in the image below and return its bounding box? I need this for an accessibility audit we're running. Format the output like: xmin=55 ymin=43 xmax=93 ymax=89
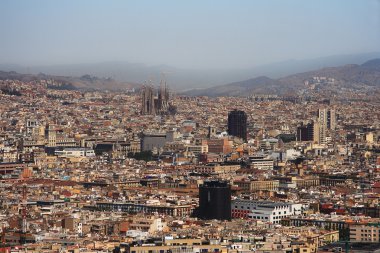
xmin=318 ymin=108 xmax=336 ymax=130
xmin=227 ymin=110 xmax=247 ymax=141
xmin=198 ymin=180 xmax=231 ymax=220
xmin=316 ymin=108 xmax=336 ymax=145
xmin=326 ymin=109 xmax=336 ymax=130
xmin=313 ymin=120 xmax=322 ymax=144
xmin=317 ymin=109 xmax=327 ymax=145
xmin=296 ymin=122 xmax=314 ymax=141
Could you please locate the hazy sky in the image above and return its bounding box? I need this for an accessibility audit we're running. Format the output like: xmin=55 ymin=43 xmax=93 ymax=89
xmin=1 ymin=0 xmax=379 ymax=69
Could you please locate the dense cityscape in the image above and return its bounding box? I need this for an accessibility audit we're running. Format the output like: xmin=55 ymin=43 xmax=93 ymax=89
xmin=0 ymin=75 xmax=379 ymax=252
xmin=1 ymin=1 xmax=380 ymax=252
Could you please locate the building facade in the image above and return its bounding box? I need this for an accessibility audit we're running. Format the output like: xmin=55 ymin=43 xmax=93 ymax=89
xmin=231 ymin=200 xmax=305 ymax=223
xmin=198 ymin=180 xmax=231 ymax=220
xmin=227 ymin=110 xmax=247 ymax=142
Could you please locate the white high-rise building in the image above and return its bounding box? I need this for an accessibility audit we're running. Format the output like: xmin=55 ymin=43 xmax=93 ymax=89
xmin=315 ymin=108 xmax=336 ymax=145
xmin=318 ymin=109 xmax=328 ymax=145
xmin=319 ymin=108 xmax=336 ymax=130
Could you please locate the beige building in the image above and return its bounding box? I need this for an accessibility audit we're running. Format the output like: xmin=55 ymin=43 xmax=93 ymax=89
xmin=251 ymin=180 xmax=279 ymax=191
xmin=130 ymin=238 xmax=227 ymax=253
xmin=349 ymin=223 xmax=380 ymax=242
xmin=193 ymin=164 xmax=240 ymax=174
xmin=185 ymin=144 xmax=208 ymax=156
xmin=234 ymin=179 xmax=280 ymax=192
xmin=256 ymin=230 xmax=339 ymax=253
xmin=295 ymin=177 xmax=320 ymax=188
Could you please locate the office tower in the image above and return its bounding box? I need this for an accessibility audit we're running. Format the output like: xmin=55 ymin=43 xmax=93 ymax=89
xmin=317 ymin=109 xmax=327 ymax=145
xmin=316 ymin=108 xmax=336 ymax=145
xmin=319 ymin=108 xmax=336 ymax=130
xmin=227 ymin=110 xmax=247 ymax=141
xmin=327 ymin=109 xmax=336 ymax=130
xmin=297 ymin=121 xmax=327 ymax=144
xmin=297 ymin=122 xmax=315 ymax=141
xmin=313 ymin=121 xmax=321 ymax=144
xmin=198 ymin=180 xmax=231 ymax=220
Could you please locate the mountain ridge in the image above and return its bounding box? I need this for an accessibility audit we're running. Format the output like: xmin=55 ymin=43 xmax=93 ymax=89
xmin=1 ymin=52 xmax=379 ymax=91
xmin=0 ymin=70 xmax=139 ymax=91
xmin=182 ymin=59 xmax=380 ymax=97
xmin=1 ymin=56 xmax=380 ymax=94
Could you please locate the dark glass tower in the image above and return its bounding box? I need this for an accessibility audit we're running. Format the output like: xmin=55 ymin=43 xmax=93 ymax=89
xmin=297 ymin=122 xmax=314 ymax=141
xmin=228 ymin=110 xmax=247 ymax=141
xmin=198 ymin=180 xmax=231 ymax=220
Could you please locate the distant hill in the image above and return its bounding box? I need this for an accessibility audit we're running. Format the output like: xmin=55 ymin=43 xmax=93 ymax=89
xmin=1 ymin=52 xmax=379 ymax=91
xmin=279 ymin=59 xmax=380 ymax=87
xmin=184 ymin=76 xmax=281 ymax=97
xmin=361 ymin=58 xmax=380 ymax=69
xmin=0 ymin=71 xmax=140 ymax=91
xmin=183 ymin=59 xmax=380 ymax=97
